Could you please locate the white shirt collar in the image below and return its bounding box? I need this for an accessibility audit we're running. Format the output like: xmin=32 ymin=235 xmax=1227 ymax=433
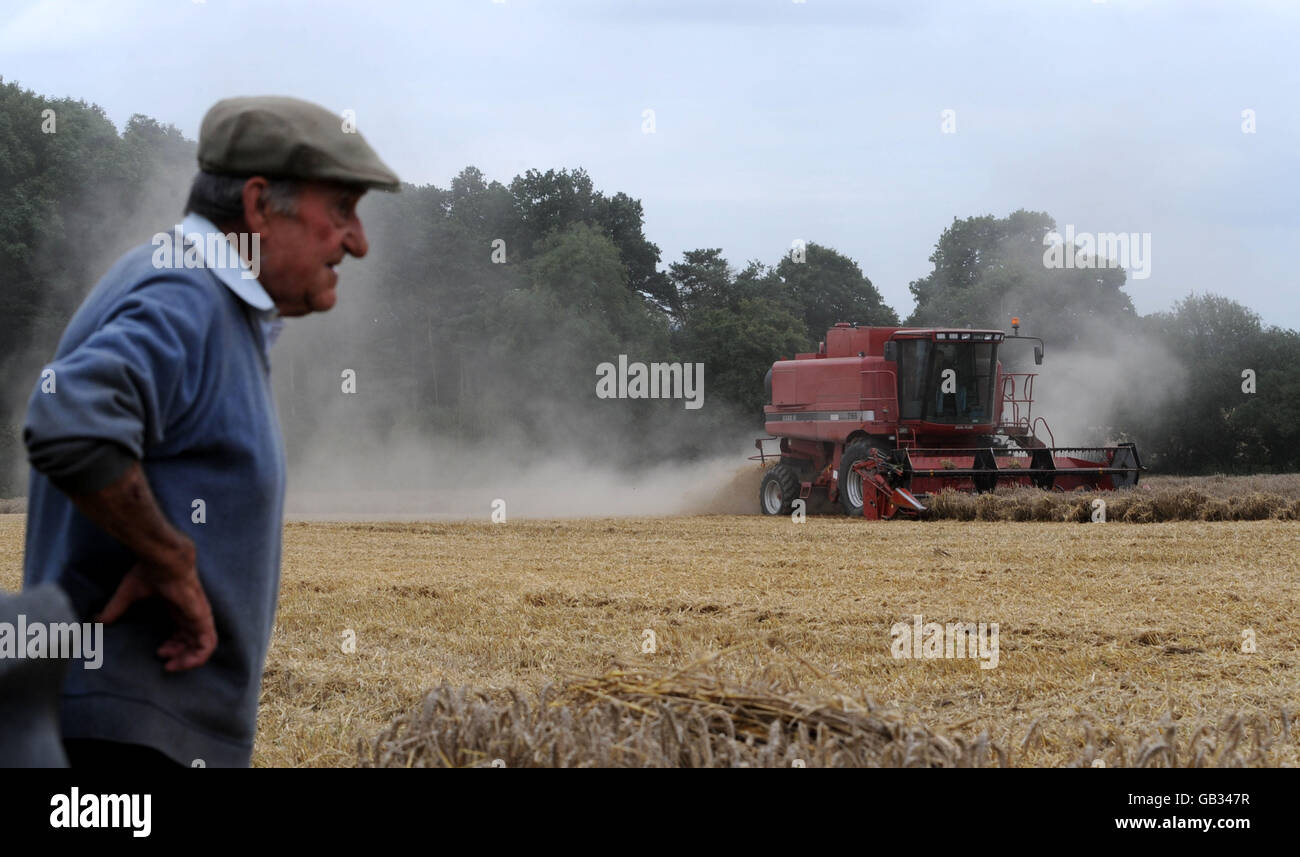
xmin=178 ymin=213 xmax=284 ymax=357
xmin=179 ymin=213 xmax=276 ymax=313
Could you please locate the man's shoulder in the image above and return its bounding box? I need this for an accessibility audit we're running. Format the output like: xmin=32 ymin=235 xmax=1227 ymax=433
xmin=59 ymin=240 xmax=234 ymax=354
xmin=113 ymin=237 xmax=225 ymax=295
xmin=91 ymin=239 xmax=233 ymax=317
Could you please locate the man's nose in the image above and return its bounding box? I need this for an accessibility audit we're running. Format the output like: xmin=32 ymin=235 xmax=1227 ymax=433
xmin=343 ymin=216 xmax=369 ymax=258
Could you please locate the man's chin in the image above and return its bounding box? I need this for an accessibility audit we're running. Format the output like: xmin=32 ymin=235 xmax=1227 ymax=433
xmin=311 ymin=291 xmax=337 ymax=312
xmin=291 ymin=290 xmax=337 ymax=315
xmin=271 ymin=285 xmax=337 ymax=316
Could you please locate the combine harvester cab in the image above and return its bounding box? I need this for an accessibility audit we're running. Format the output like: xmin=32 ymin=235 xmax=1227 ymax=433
xmin=754 ymin=320 xmax=1142 ymax=519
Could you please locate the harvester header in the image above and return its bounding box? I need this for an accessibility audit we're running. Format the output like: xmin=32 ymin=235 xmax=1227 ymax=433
xmin=755 ymin=322 xmax=1141 ymax=519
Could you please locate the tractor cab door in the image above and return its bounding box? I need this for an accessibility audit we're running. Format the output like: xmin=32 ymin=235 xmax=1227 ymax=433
xmin=894 ymin=336 xmax=999 ymax=426
xmin=894 ymin=337 xmax=930 ymax=421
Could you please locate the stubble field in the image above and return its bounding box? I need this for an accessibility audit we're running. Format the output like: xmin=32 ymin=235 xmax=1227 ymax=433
xmin=2 ymin=493 xmax=1297 ymax=766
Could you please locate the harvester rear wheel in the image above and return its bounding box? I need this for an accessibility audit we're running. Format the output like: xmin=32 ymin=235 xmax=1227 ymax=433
xmin=839 ymin=439 xmax=890 ymax=516
xmin=759 ymin=464 xmax=800 ymax=516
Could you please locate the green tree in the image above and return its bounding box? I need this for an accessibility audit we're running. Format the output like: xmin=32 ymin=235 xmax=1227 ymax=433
xmin=1230 ymin=327 xmax=1300 ymax=472
xmin=1134 ymin=294 xmax=1293 ymax=473
xmin=907 ymin=210 xmax=1136 ymax=350
xmin=672 ymin=299 xmax=808 ymax=418
xmin=508 ymin=167 xmax=597 ymax=251
xmin=776 ymin=242 xmax=898 ymax=339
xmin=668 ymin=250 xmax=811 ymax=417
xmin=668 ymin=248 xmax=734 ymax=316
xmin=508 ymin=167 xmax=668 ymax=303
xmin=447 ymin=165 xmax=516 ymax=242
xmin=527 ymin=222 xmax=667 ymax=347
xmin=592 ymin=191 xmax=671 ymax=307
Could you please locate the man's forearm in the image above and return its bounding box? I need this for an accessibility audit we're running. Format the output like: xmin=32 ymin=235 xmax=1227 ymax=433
xmin=67 ymin=460 xmax=195 ymax=573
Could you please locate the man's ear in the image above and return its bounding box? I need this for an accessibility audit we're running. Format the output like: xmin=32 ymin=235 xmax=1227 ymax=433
xmin=240 ymin=176 xmax=273 ymax=234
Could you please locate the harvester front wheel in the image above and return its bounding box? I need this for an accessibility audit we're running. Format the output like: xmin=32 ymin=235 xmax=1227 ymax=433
xmin=839 ymin=439 xmax=890 ymax=516
xmin=759 ymin=464 xmax=800 ymax=516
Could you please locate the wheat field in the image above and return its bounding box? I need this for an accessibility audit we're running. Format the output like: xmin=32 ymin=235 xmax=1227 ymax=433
xmin=2 ymin=503 xmax=1297 ymax=766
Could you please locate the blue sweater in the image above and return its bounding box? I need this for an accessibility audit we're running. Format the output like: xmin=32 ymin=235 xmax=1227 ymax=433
xmin=21 ymin=239 xmax=286 ymax=767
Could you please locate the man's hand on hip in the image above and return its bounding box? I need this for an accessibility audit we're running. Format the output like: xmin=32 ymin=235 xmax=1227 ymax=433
xmin=97 ymin=546 xmax=217 ymax=672
xmin=69 ymin=460 xmax=218 ymax=671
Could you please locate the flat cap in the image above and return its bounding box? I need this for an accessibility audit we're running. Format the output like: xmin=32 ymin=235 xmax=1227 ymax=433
xmin=198 ymin=96 xmax=401 ymax=191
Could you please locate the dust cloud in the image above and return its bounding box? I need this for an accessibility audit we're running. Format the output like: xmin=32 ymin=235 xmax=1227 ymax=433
xmin=1 ymin=150 xmax=195 ymax=495
xmin=1024 ymin=320 xmax=1187 ymax=449
xmin=2 ymin=145 xmax=769 ymax=516
xmin=285 ymin=436 xmax=762 ymax=520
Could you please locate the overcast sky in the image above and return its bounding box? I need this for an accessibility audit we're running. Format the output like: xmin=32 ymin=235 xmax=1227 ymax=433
xmin=3 ymin=0 xmax=1297 ymax=328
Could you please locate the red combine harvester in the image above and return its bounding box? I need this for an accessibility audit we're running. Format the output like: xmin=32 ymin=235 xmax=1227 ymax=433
xmin=754 ymin=320 xmax=1142 ymax=519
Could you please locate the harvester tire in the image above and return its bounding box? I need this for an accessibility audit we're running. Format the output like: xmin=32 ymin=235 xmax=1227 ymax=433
xmin=838 ymin=439 xmax=889 ymax=516
xmin=760 ymin=464 xmax=800 ymax=516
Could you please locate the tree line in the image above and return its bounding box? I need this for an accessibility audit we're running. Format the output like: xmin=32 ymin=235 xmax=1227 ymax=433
xmin=2 ymin=79 xmax=1297 ymax=495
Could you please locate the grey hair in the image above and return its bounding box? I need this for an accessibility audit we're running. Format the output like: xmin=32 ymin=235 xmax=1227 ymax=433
xmin=184 ymin=171 xmax=301 ymax=226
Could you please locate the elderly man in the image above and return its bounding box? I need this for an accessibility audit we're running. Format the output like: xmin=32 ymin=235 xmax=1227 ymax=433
xmin=21 ymin=96 xmax=399 ymax=767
